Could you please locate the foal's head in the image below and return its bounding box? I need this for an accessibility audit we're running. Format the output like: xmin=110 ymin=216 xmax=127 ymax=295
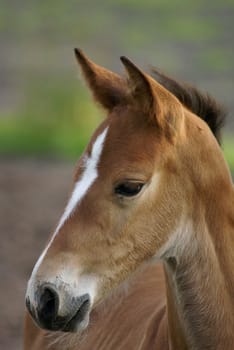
xmin=26 ymin=49 xmax=227 ymax=333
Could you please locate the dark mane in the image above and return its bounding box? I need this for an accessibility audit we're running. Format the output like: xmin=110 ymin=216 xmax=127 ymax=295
xmin=151 ymin=69 xmax=226 ymax=144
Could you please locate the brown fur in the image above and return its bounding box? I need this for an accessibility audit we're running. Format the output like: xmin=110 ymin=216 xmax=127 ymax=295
xmin=24 ymin=51 xmax=234 ymax=350
xmin=75 ymin=49 xmax=128 ymax=110
xmin=151 ymin=68 xmax=226 ymax=144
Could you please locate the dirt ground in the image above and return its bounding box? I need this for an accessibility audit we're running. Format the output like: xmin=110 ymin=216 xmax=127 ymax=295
xmin=0 ymin=158 xmax=73 ymax=350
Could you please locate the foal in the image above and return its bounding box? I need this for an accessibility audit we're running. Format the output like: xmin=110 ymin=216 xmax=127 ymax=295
xmin=24 ymin=50 xmax=234 ymax=350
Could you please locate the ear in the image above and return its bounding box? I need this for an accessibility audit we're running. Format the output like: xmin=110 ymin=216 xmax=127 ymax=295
xmin=74 ymin=48 xmax=127 ymax=111
xmin=120 ymin=56 xmax=184 ymax=139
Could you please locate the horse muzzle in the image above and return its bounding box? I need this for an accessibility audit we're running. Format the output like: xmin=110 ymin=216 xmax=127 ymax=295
xmin=26 ymin=283 xmax=91 ymax=332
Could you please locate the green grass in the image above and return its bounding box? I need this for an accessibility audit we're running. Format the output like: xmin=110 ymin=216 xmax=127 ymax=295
xmin=0 ymin=78 xmax=102 ymax=158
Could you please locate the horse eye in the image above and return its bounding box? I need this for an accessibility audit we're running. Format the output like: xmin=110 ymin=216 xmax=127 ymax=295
xmin=115 ymin=182 xmax=144 ymax=197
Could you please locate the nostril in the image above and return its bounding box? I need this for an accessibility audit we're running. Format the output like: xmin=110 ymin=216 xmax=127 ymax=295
xmin=37 ymin=286 xmax=59 ymax=327
xmin=62 ymin=294 xmax=91 ymax=332
xmin=30 ymin=288 xmax=91 ymax=332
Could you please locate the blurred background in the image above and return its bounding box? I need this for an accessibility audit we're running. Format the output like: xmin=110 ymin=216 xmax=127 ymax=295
xmin=0 ymin=1 xmax=233 ymax=349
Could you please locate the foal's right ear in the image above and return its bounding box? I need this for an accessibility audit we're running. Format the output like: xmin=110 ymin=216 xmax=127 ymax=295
xmin=74 ymin=48 xmax=127 ymax=111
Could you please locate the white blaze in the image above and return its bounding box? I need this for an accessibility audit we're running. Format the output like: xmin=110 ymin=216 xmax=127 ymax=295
xmin=27 ymin=127 xmax=108 ymax=301
xmin=55 ymin=127 xmax=108 ymax=233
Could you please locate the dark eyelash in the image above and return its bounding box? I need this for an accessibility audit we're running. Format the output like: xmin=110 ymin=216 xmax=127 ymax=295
xmin=114 ymin=182 xmax=144 ymax=197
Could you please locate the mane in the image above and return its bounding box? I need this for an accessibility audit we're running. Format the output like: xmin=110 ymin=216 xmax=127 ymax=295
xmin=151 ymin=69 xmax=226 ymax=144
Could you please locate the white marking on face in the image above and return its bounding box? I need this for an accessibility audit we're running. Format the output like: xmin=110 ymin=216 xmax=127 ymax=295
xmin=26 ymin=127 xmax=108 ymax=303
xmin=55 ymin=127 xmax=108 ymax=234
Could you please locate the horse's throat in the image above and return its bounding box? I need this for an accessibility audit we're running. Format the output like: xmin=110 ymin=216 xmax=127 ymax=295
xmin=164 ymin=216 xmax=234 ymax=350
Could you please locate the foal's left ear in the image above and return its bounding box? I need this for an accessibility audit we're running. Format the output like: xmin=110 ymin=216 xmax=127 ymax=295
xmin=120 ymin=56 xmax=184 ymax=138
xmin=74 ymin=48 xmax=127 ymax=111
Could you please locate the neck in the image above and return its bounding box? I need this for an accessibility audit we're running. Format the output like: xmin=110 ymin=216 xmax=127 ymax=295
xmin=163 ymin=186 xmax=234 ymax=350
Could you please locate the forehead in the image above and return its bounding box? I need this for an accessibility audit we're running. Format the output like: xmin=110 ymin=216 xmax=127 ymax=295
xmin=76 ymin=107 xmax=160 ymax=180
